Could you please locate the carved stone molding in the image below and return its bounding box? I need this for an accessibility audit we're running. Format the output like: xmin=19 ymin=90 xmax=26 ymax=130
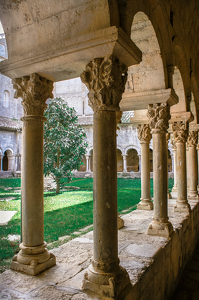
xmin=148 ymin=103 xmax=170 ymax=132
xmin=137 ymin=124 xmax=152 ymax=143
xmin=80 ymin=55 xmax=127 ymax=112
xmin=187 ymin=131 xmax=198 ymax=147
xmin=172 ymin=121 xmax=188 ymax=143
xmin=12 ymin=73 xmax=53 ymax=116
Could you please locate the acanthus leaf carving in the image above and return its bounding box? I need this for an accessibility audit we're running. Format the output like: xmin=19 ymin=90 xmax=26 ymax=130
xmin=80 ymin=55 xmax=127 ymax=112
xmin=12 ymin=73 xmax=53 ymax=116
xmin=172 ymin=121 xmax=188 ymax=143
xmin=137 ymin=124 xmax=152 ymax=143
xmin=147 ymin=103 xmax=170 ymax=132
xmin=187 ymin=131 xmax=198 ymax=147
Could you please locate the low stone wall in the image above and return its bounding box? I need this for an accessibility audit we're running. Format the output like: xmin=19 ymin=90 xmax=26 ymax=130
xmin=126 ymin=199 xmax=199 ymax=299
xmin=73 ymin=171 xmax=174 ymax=179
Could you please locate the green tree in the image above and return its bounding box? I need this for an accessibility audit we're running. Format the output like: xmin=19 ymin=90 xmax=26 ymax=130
xmin=44 ymin=97 xmax=87 ymax=194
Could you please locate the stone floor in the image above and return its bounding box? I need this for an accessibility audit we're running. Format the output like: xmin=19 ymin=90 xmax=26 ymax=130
xmin=0 ymin=199 xmax=198 ymax=300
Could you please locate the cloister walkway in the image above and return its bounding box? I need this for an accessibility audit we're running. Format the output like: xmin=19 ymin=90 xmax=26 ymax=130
xmin=0 ymin=198 xmax=199 ymax=300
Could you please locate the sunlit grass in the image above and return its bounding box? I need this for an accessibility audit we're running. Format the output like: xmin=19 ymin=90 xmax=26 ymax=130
xmin=0 ymin=176 xmax=174 ymax=272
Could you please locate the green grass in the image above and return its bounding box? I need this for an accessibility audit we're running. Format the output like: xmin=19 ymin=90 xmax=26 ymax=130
xmin=0 ymin=176 xmax=174 ymax=273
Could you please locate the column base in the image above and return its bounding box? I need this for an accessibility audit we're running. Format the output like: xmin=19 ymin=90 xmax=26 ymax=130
xmin=147 ymin=220 xmax=173 ymax=237
xmin=10 ymin=253 xmax=56 ymax=276
xmin=137 ymin=199 xmax=153 ymax=210
xmin=82 ymin=264 xmax=131 ymax=299
xmin=188 ymin=191 xmax=198 ymax=198
xmin=174 ymin=202 xmax=191 ymax=213
xmin=118 ymin=214 xmax=124 ymax=229
xmin=10 ymin=242 xmax=56 ymax=275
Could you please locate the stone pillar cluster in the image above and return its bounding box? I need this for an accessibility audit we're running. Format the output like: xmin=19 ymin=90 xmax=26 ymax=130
xmin=11 ymin=73 xmax=56 ymax=275
xmin=137 ymin=124 xmax=153 ymax=210
xmin=80 ymin=55 xmax=131 ymax=298
xmin=85 ymin=154 xmax=91 ymax=172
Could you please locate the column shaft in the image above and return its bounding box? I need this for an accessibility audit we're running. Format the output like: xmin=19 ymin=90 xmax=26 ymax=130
xmin=93 ymin=110 xmax=118 ymax=265
xmin=22 ymin=117 xmax=44 ymax=246
xmin=123 ymin=155 xmax=127 ymax=172
xmin=189 ymin=145 xmax=198 ymax=197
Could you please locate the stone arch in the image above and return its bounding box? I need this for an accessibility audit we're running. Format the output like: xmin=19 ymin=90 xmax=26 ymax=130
xmin=3 ymin=90 xmax=10 ymax=108
xmin=170 ymin=67 xmax=187 ymax=114
xmin=126 ymin=148 xmax=139 ymax=172
xmin=125 ymin=11 xmax=166 ymax=93
xmin=117 ymin=148 xmax=123 ymax=172
xmin=124 ymin=145 xmax=140 ymax=156
xmin=2 ymin=148 xmax=14 ymax=172
xmin=191 ymin=73 xmax=199 ymax=123
xmin=172 ymin=37 xmax=191 ymax=112
xmin=117 ymin=145 xmax=124 ymax=155
xmin=118 ymin=1 xmax=174 ymax=87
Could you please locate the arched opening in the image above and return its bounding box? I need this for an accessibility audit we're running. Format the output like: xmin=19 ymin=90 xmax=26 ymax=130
xmin=171 ymin=67 xmax=187 ymax=113
xmin=117 ymin=149 xmax=123 ymax=172
xmin=2 ymin=151 xmax=8 ymax=171
xmin=125 ymin=11 xmax=165 ymax=94
xmin=3 ymin=90 xmax=10 ymax=108
xmin=127 ymin=149 xmax=139 ymax=172
xmin=168 ymin=149 xmax=172 ymax=172
xmin=150 ymin=149 xmax=153 ymax=172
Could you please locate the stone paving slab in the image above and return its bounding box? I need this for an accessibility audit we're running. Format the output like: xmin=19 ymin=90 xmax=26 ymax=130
xmin=0 ymin=200 xmax=198 ymax=300
xmin=0 ymin=210 xmax=17 ymax=225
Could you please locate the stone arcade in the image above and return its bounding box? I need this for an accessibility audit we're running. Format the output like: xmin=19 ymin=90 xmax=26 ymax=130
xmin=0 ymin=1 xmax=199 ymax=299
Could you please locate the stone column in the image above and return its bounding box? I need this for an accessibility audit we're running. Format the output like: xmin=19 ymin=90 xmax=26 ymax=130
xmin=86 ymin=155 xmax=90 ymax=172
xmin=81 ymin=55 xmax=131 ymax=298
xmin=137 ymin=124 xmax=153 ymax=210
xmin=147 ymin=103 xmax=173 ymax=237
xmin=187 ymin=131 xmax=198 ymax=198
xmin=123 ymin=155 xmax=127 ymax=172
xmin=11 ymin=73 xmax=56 ymax=275
xmin=186 ymin=145 xmax=190 ymax=192
xmin=7 ymin=153 xmax=15 ymax=172
xmin=172 ymin=121 xmax=190 ymax=212
xmin=171 ymin=141 xmax=177 ymax=196
xmin=197 ymin=143 xmax=199 ymax=192
xmin=166 ymin=133 xmax=172 ymax=199
xmin=138 ymin=155 xmax=141 ymax=172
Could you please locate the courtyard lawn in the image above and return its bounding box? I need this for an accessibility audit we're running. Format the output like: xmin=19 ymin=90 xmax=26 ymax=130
xmin=0 ymin=177 xmax=174 ymax=272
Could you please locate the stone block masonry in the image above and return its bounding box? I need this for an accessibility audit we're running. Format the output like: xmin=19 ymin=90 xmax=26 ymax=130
xmin=0 ymin=198 xmax=199 ymax=299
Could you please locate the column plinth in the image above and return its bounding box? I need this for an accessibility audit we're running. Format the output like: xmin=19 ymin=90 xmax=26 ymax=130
xmin=147 ymin=104 xmax=173 ymax=237
xmin=172 ymin=122 xmax=191 ymax=213
xmin=137 ymin=124 xmax=153 ymax=210
xmin=81 ymin=56 xmax=131 ymax=298
xmin=10 ymin=74 xmax=56 ymax=275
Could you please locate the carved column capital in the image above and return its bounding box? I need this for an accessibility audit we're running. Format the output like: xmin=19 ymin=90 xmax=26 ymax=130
xmin=12 ymin=73 xmax=53 ymax=116
xmin=172 ymin=121 xmax=188 ymax=143
xmin=187 ymin=131 xmax=198 ymax=147
xmin=137 ymin=124 xmax=152 ymax=143
xmin=80 ymin=55 xmax=127 ymax=112
xmin=148 ymin=103 xmax=171 ymax=132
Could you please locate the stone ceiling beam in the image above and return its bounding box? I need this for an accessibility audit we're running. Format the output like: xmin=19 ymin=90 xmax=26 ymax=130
xmin=0 ymin=27 xmax=142 ymax=82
